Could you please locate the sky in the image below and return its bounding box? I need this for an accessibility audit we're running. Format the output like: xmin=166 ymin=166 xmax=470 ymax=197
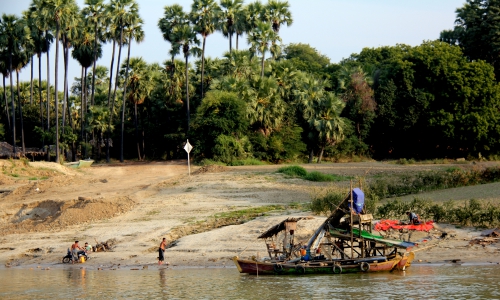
xmin=1 ymin=0 xmax=466 ymax=90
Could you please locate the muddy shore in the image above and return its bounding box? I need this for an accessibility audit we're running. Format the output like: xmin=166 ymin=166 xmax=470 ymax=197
xmin=0 ymin=160 xmax=499 ymax=270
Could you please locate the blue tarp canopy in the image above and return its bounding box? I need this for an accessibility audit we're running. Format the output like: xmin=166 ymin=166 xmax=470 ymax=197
xmin=349 ymin=188 xmax=364 ymax=214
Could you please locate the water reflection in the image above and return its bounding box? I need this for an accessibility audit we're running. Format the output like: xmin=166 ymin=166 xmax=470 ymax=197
xmin=0 ymin=265 xmax=498 ymax=299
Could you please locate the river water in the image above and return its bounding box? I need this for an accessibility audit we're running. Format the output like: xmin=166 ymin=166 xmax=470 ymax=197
xmin=0 ymin=264 xmax=499 ymax=299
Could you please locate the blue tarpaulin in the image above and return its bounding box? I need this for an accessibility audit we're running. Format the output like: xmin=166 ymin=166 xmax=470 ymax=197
xmin=349 ymin=188 xmax=364 ymax=214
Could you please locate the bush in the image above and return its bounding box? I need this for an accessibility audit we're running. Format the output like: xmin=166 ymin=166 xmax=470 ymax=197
xmin=229 ymin=158 xmax=267 ymax=166
xmin=277 ymin=165 xmax=307 ymax=177
xmin=310 ymin=190 xmax=347 ymax=215
xmin=304 ymin=171 xmax=341 ymax=182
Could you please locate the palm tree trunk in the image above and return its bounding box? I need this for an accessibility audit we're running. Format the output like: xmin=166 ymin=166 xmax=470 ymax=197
xmin=30 ymin=56 xmax=33 ymax=105
xmin=236 ymin=34 xmax=238 ymax=50
xmin=83 ymin=67 xmax=88 ymax=158
xmin=308 ymin=148 xmax=314 ymax=163
xmin=185 ymin=54 xmax=190 ymax=134
xmin=120 ymin=33 xmax=132 ymax=163
xmin=38 ymin=54 xmax=44 ymax=138
xmin=112 ymin=25 xmax=124 ymax=121
xmin=54 ymin=22 xmax=60 ymax=163
xmin=16 ymin=70 xmax=25 ymax=153
xmin=105 ymin=39 xmax=116 ymax=163
xmin=201 ymin=36 xmax=206 ymax=99
xmin=261 ymin=53 xmax=265 ymax=78
xmin=91 ymin=21 xmax=99 ymax=107
xmin=229 ymin=31 xmax=233 ymax=53
xmin=3 ymin=74 xmax=11 ymax=135
xmin=80 ymin=66 xmax=84 ymax=154
xmin=317 ymin=146 xmax=324 ymax=163
xmin=107 ymin=39 xmax=116 ymax=108
xmin=134 ymin=102 xmax=140 ymax=160
xmin=9 ymin=53 xmax=16 ymax=156
xmin=46 ymin=30 xmax=51 ymax=161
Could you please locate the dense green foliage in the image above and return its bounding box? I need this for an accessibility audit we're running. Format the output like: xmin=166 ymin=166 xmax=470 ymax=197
xmin=2 ymin=1 xmax=500 ymax=163
xmin=368 ymin=166 xmax=500 ymax=199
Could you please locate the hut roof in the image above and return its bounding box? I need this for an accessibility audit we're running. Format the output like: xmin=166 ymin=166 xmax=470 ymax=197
xmin=258 ymin=217 xmax=312 ymax=239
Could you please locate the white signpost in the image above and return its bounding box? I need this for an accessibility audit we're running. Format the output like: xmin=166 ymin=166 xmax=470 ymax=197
xmin=184 ymin=139 xmax=193 ymax=176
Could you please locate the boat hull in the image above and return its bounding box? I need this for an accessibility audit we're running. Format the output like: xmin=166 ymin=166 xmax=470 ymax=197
xmin=233 ymin=252 xmax=414 ymax=275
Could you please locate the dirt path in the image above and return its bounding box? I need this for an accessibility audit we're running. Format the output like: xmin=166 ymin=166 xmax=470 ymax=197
xmin=0 ymin=160 xmax=498 ymax=270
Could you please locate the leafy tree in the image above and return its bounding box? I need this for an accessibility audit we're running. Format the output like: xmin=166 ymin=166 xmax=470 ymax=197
xmin=283 ymin=43 xmax=330 ymax=77
xmin=440 ymin=0 xmax=500 ymax=78
xmin=191 ymin=90 xmax=248 ymax=159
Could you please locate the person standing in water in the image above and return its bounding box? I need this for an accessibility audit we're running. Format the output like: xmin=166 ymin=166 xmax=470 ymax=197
xmin=158 ymin=238 xmax=166 ymax=265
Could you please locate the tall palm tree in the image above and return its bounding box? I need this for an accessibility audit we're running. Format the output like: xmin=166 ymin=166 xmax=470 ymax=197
xmin=121 ymin=57 xmax=153 ymax=160
xmin=172 ymin=24 xmax=200 ymax=133
xmin=82 ymin=0 xmax=106 ymax=107
xmin=106 ymin=0 xmax=139 ymax=162
xmin=244 ymin=1 xmax=265 ymax=32
xmin=264 ymin=0 xmax=293 ymax=34
xmin=0 ymin=14 xmax=30 ymax=155
xmin=189 ymin=0 xmax=220 ymax=98
xmin=158 ymin=4 xmax=188 ymax=74
xmin=72 ymin=22 xmax=102 ymax=154
xmin=13 ymin=42 xmax=31 ymax=154
xmin=219 ymin=0 xmax=244 ymax=54
xmin=247 ymin=21 xmax=280 ymax=77
xmin=26 ymin=0 xmax=53 ymax=134
xmin=120 ymin=16 xmax=144 ymax=162
xmin=0 ymin=47 xmax=11 ymax=134
xmin=41 ymin=0 xmax=79 ymax=163
xmin=21 ymin=11 xmax=36 ymax=106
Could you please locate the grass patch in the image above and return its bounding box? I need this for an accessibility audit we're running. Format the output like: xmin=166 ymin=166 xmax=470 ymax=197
xmin=28 ymin=177 xmax=38 ymax=180
xmin=198 ymin=159 xmax=227 ymax=166
xmin=277 ymin=165 xmax=307 ymax=177
xmin=229 ymin=158 xmax=268 ymax=166
xmin=146 ymin=210 xmax=160 ymax=216
xmin=277 ymin=165 xmax=351 ymax=182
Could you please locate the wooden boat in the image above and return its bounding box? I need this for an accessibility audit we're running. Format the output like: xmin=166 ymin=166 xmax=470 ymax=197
xmin=64 ymin=159 xmax=94 ymax=169
xmin=233 ymin=186 xmax=415 ymax=275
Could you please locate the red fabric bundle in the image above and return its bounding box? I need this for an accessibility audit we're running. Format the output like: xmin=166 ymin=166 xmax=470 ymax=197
xmin=374 ymin=219 xmax=434 ymax=232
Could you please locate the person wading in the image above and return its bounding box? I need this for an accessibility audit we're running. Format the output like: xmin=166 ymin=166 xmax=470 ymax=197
xmin=158 ymin=238 xmax=166 ymax=265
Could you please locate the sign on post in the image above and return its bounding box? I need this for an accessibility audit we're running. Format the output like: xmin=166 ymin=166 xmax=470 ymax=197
xmin=184 ymin=139 xmax=193 ymax=175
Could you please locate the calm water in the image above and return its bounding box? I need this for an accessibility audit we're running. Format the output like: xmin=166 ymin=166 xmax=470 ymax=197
xmin=0 ymin=264 xmax=499 ymax=299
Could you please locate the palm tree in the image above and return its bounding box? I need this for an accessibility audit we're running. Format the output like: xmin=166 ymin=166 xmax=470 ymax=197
xmin=41 ymin=0 xmax=79 ymax=163
xmin=120 ymin=16 xmax=144 ymax=162
xmin=13 ymin=43 xmax=31 ymax=154
xmin=0 ymin=14 xmax=30 ymax=156
xmin=219 ymin=0 xmax=244 ymax=53
xmin=247 ymin=76 xmax=285 ymax=136
xmin=308 ymin=93 xmax=346 ymax=163
xmin=0 ymin=45 xmax=11 ymax=134
xmin=25 ymin=0 xmax=53 ymax=134
xmin=121 ymin=57 xmax=153 ymax=160
xmin=172 ymin=24 xmax=200 ymax=133
xmin=72 ymin=21 xmax=103 ymax=156
xmin=106 ymin=0 xmax=139 ymax=162
xmin=247 ymin=21 xmax=281 ymax=77
xmin=158 ymin=4 xmax=188 ymax=75
xmin=190 ymin=0 xmax=220 ymax=98
xmin=264 ymin=0 xmax=293 ymax=34
xmin=244 ymin=1 xmax=265 ymax=32
xmin=82 ymin=0 xmax=106 ymax=107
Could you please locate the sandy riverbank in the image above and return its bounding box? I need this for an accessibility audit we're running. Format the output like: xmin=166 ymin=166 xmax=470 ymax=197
xmin=0 ymin=160 xmax=499 ymax=270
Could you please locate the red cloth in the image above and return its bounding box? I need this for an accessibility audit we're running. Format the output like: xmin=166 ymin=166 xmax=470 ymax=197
xmin=374 ymin=219 xmax=434 ymax=232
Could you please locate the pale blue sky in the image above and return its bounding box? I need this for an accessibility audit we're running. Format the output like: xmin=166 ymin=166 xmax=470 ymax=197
xmin=1 ymin=0 xmax=465 ymax=89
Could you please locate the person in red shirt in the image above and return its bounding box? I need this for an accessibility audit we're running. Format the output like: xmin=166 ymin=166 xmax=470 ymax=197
xmin=71 ymin=241 xmax=83 ymax=264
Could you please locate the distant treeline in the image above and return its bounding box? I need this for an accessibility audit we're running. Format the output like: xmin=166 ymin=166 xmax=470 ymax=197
xmin=1 ymin=0 xmax=499 ymax=163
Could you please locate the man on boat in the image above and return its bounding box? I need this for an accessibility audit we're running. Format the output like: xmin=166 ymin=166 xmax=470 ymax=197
xmin=406 ymin=211 xmax=421 ymax=225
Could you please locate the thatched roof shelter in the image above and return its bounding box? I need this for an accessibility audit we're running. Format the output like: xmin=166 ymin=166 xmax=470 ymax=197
xmin=0 ymin=142 xmax=45 ymax=158
xmin=258 ymin=217 xmax=313 ymax=239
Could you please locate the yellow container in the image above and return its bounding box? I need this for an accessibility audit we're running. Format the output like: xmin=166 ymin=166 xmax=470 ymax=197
xmin=79 ymin=256 xmax=86 ymax=263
